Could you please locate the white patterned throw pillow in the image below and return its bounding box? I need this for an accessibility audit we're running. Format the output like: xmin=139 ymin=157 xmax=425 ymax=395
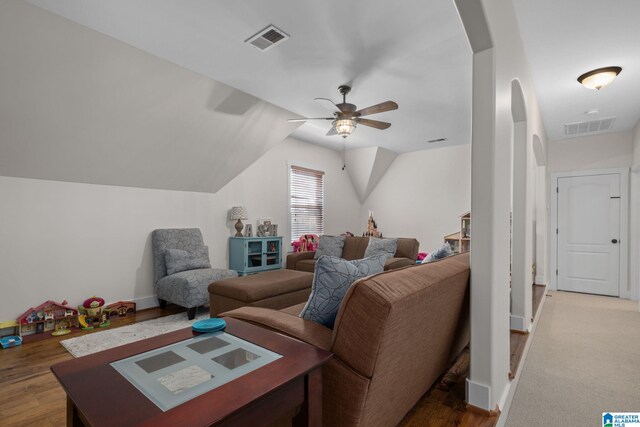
xmin=300 ymin=254 xmax=388 ymax=328
xmin=313 ymin=235 xmax=346 ymax=259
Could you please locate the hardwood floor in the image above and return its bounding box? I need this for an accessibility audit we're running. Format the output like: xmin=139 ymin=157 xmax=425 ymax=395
xmin=0 ymin=288 xmax=546 ymax=427
xmin=509 ymin=284 xmax=546 ymax=379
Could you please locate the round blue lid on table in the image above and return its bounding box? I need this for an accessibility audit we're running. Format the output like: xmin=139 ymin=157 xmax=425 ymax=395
xmin=192 ymin=318 xmax=226 ymax=333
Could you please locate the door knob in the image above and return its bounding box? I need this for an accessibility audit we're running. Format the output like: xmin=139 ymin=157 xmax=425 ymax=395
xmin=612 ymin=239 xmax=618 ymax=244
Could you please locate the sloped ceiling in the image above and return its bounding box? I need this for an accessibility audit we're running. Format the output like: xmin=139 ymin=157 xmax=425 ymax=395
xmin=345 ymin=147 xmax=397 ymax=203
xmin=24 ymin=0 xmax=472 ymax=154
xmin=0 ymin=0 xmax=300 ymax=193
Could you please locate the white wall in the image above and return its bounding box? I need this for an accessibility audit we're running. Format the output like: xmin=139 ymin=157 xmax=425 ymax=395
xmin=631 ymin=120 xmax=640 ymax=303
xmin=547 ymin=132 xmax=633 ymax=173
xmin=361 ymin=144 xmax=471 ymax=252
xmin=0 ymin=137 xmax=360 ymax=321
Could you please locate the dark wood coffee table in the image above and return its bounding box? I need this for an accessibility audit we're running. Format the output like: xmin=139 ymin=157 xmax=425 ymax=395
xmin=51 ymin=318 xmax=332 ymax=427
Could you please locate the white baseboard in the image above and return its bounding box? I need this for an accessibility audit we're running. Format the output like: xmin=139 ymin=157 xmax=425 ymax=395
xmin=466 ymin=378 xmax=492 ymax=411
xmin=510 ymin=315 xmax=527 ymax=332
xmin=132 ymin=295 xmax=159 ymax=311
xmin=534 ymin=275 xmax=545 ymax=285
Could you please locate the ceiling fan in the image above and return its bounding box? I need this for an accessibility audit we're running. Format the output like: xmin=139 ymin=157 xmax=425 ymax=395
xmin=288 ymin=85 xmax=398 ymax=138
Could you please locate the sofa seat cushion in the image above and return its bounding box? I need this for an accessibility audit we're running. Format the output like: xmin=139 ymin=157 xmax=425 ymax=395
xmin=157 ymin=268 xmax=237 ymax=308
xmin=300 ymin=255 xmax=388 ymax=328
xmin=222 ymin=306 xmax=332 ymax=350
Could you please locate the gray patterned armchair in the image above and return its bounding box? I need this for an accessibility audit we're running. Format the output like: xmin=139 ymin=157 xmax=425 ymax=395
xmin=152 ymin=228 xmax=237 ymax=319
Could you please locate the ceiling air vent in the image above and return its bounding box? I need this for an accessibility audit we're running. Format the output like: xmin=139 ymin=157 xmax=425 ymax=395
xmin=564 ymin=117 xmax=616 ymax=136
xmin=245 ymin=25 xmax=290 ymax=51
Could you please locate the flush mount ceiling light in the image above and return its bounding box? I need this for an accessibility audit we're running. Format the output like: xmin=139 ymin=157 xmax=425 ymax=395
xmin=577 ymin=66 xmax=622 ymax=90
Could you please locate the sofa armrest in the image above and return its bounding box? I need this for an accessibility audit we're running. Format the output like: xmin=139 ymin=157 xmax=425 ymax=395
xmin=384 ymin=257 xmax=415 ymax=271
xmin=286 ymin=251 xmax=316 ymax=270
xmin=221 ymin=306 xmax=332 ymax=351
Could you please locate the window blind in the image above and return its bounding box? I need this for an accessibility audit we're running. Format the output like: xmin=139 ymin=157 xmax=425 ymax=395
xmin=290 ymin=165 xmax=325 ymax=242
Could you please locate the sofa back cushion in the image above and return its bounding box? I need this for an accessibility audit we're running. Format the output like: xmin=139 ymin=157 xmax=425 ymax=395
xmin=329 ymin=252 xmax=470 ymax=426
xmin=341 ymin=236 xmax=368 ymax=260
xmin=395 ymin=237 xmax=420 ymax=260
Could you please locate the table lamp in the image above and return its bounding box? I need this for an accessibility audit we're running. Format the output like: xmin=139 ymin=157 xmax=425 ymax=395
xmin=230 ymin=206 xmax=248 ymax=237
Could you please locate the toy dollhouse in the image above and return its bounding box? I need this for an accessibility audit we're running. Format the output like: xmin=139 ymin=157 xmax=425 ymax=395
xmin=17 ymin=300 xmax=78 ymax=336
xmin=104 ymin=301 xmax=136 ymax=318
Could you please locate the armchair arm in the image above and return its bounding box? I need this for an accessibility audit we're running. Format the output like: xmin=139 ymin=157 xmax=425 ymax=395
xmin=286 ymin=251 xmax=316 ymax=270
xmin=221 ymin=306 xmax=332 ymax=351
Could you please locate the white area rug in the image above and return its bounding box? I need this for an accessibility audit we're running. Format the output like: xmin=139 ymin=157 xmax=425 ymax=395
xmin=60 ymin=311 xmax=209 ymax=358
xmin=505 ymin=291 xmax=640 ymax=427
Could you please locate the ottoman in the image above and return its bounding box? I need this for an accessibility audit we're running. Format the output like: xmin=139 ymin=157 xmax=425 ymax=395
xmin=208 ymin=269 xmax=313 ymax=316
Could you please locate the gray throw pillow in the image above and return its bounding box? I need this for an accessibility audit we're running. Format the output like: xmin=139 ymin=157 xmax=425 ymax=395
xmin=314 ymin=235 xmax=346 ymax=259
xmin=300 ymin=254 xmax=388 ymax=328
xmin=165 ymin=246 xmax=211 ymax=275
xmin=364 ymin=237 xmax=398 ymax=258
xmin=422 ymin=242 xmax=452 ymax=263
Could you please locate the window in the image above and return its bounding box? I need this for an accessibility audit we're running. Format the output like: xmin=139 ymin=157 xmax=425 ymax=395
xmin=289 ymin=165 xmax=325 ymax=242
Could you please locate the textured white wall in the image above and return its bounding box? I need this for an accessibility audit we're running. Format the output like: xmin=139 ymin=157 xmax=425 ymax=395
xmin=547 ymin=132 xmax=633 ymax=173
xmin=360 ymin=144 xmax=471 ymax=253
xmin=0 ymin=137 xmax=360 ymax=321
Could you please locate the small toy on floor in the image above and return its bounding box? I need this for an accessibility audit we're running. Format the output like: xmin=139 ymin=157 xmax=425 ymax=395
xmin=0 ymin=335 xmax=22 ymax=349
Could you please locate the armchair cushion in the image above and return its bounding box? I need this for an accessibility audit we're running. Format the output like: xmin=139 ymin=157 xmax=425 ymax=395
xmin=299 ymin=254 xmax=388 ymax=328
xmin=156 ymin=267 xmax=237 ymax=308
xmin=165 ymin=246 xmax=211 ymax=275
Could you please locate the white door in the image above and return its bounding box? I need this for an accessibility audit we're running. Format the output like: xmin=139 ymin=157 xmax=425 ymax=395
xmin=557 ymin=174 xmax=620 ymax=296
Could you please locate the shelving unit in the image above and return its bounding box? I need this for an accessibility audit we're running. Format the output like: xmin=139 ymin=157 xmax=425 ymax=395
xmin=229 ymin=236 xmax=283 ymax=275
xmin=444 ymin=212 xmax=470 ymax=254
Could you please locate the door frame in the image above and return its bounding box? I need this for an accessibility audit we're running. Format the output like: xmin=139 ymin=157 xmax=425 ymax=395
xmin=549 ymin=167 xmax=629 ymax=297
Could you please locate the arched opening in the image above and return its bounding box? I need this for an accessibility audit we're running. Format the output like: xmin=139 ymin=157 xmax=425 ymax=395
xmin=510 ymin=79 xmax=532 ymax=333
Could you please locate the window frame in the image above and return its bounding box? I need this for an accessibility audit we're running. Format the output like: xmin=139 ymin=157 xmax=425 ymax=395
xmin=288 ymin=162 xmax=325 ymax=248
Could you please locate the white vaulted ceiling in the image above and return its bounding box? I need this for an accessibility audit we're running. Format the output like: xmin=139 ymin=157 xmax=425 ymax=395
xmin=24 ymin=0 xmax=473 ymax=154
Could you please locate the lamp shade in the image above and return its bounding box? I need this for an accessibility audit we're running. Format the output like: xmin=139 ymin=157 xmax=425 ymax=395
xmin=229 ymin=206 xmax=248 ymax=220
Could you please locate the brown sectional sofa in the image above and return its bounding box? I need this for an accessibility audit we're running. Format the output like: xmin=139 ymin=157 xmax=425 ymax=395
xmin=286 ymin=236 xmax=420 ymax=272
xmin=222 ymin=252 xmax=470 ymax=427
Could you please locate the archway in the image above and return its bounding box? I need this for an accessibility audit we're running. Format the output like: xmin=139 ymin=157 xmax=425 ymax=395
xmin=510 ymin=79 xmax=532 ymax=333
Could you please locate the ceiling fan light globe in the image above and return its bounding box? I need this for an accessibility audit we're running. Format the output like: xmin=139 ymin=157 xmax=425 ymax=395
xmin=333 ymin=119 xmax=356 ymax=138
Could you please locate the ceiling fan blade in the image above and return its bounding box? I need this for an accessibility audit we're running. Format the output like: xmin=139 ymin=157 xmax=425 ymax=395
xmin=314 ymin=98 xmax=343 ymax=113
xmin=287 ymin=117 xmax=334 ymax=122
xmin=356 ymin=118 xmax=391 ymax=130
xmin=355 ymin=101 xmax=398 ymax=117
xmin=326 ymin=127 xmax=338 ymax=136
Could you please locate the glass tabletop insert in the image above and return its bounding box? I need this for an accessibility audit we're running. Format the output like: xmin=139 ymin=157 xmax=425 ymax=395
xmin=110 ymin=331 xmax=282 ymax=411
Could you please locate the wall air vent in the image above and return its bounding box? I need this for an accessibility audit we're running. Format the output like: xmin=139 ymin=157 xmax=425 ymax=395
xmin=245 ymin=25 xmax=290 ymax=51
xmin=564 ymin=117 xmax=616 ymax=136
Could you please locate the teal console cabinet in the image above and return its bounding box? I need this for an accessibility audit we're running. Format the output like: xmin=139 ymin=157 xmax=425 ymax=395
xmin=228 ymin=236 xmax=283 ymax=275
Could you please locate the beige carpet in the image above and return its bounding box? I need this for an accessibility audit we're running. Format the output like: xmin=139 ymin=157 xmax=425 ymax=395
xmin=506 ymin=291 xmax=640 ymax=427
xmin=60 ymin=310 xmax=209 ymax=357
